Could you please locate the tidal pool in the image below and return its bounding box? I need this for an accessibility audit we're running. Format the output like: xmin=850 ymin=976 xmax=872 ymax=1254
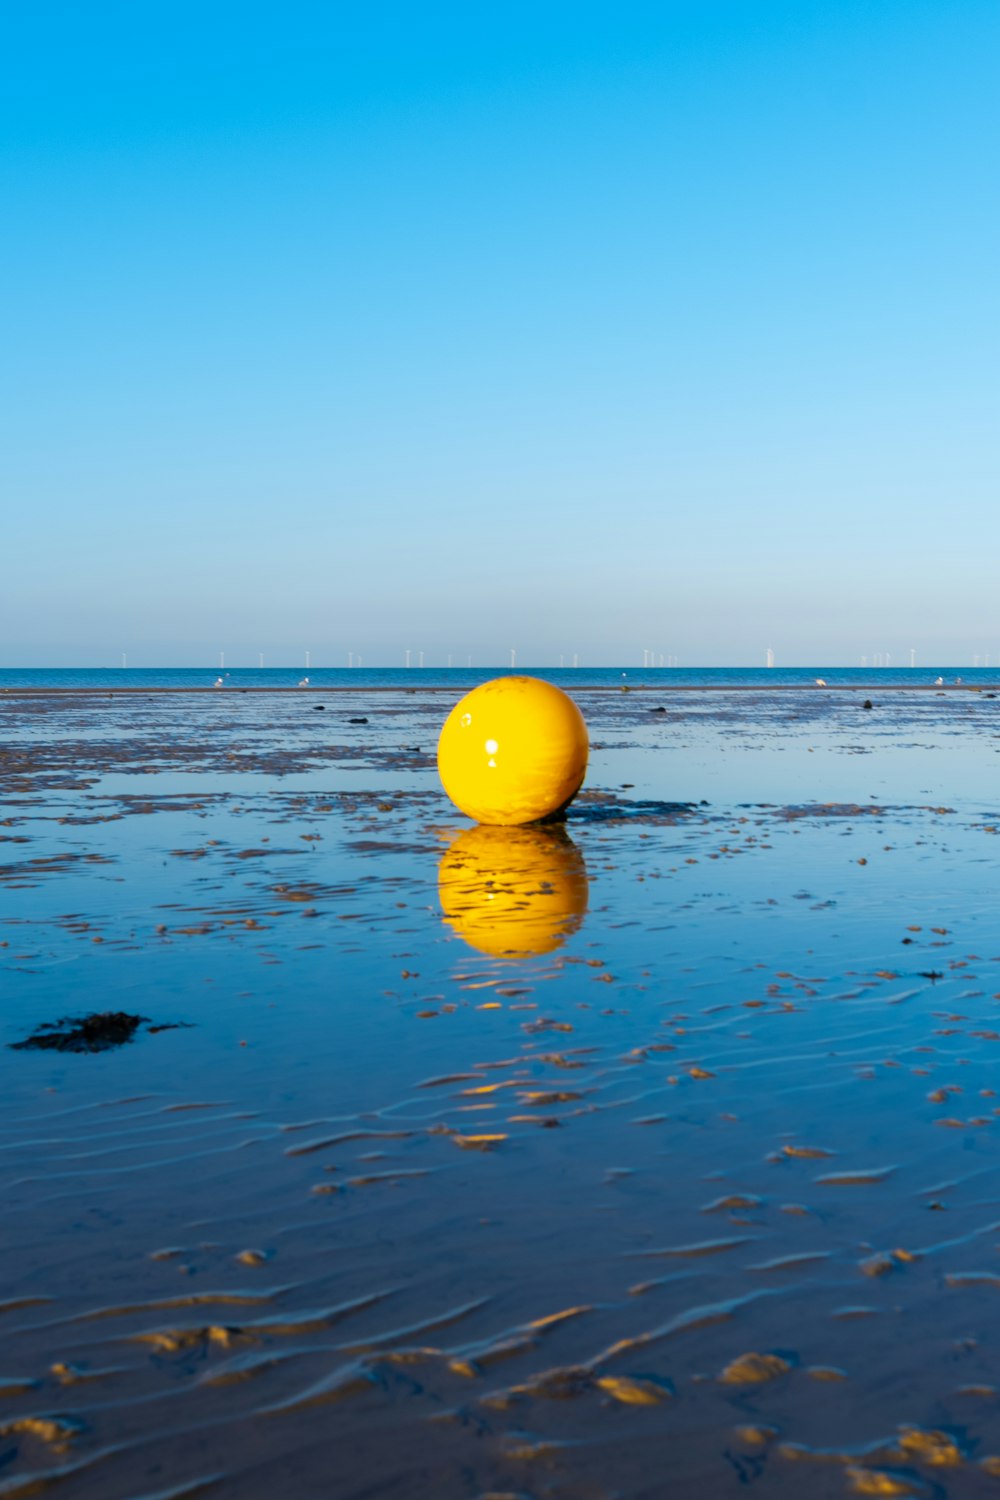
xmin=2 ymin=687 xmax=1000 ymax=1498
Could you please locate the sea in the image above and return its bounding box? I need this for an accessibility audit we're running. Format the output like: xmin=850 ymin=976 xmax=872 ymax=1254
xmin=1 ymin=664 xmax=995 ymax=690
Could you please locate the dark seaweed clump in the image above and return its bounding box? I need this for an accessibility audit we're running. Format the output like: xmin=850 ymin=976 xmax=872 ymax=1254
xmin=568 ymin=798 xmax=699 ymax=825
xmin=12 ymin=1012 xmax=151 ymax=1053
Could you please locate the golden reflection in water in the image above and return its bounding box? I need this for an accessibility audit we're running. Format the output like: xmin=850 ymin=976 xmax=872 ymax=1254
xmin=438 ymin=823 xmax=589 ymax=958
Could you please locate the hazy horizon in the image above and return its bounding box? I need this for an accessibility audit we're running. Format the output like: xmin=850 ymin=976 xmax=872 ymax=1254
xmin=2 ymin=650 xmax=998 ymax=672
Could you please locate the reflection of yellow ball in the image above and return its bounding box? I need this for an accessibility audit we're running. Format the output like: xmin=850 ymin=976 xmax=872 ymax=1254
xmin=438 ymin=824 xmax=589 ymax=958
xmin=437 ymin=676 xmax=588 ymax=826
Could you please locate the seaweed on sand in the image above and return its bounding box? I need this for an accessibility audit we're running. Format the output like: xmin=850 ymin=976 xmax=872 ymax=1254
xmin=9 ymin=1012 xmax=180 ymax=1053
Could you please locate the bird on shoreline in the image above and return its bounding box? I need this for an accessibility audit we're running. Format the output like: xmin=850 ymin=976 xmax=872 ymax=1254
xmin=815 ymin=677 xmax=827 ymax=686
xmin=299 ymin=676 xmax=310 ymax=687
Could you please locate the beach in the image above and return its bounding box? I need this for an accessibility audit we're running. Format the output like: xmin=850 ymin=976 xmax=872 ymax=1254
xmin=4 ymin=684 xmax=1000 ymax=1498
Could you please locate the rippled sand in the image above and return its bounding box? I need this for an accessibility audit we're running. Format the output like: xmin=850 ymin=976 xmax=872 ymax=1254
xmin=3 ymin=686 xmax=1000 ymax=1498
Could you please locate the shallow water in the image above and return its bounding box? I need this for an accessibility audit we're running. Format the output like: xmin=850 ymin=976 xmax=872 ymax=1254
xmin=3 ymin=687 xmax=1000 ymax=1498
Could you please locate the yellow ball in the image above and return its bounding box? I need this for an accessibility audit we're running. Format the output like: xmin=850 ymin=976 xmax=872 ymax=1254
xmin=438 ymin=824 xmax=589 ymax=957
xmin=437 ymin=676 xmax=589 ymax=826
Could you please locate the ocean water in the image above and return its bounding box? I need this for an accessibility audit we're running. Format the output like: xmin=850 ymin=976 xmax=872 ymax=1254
xmin=1 ymin=664 xmax=997 ymax=691
xmin=3 ymin=685 xmax=1000 ymax=1497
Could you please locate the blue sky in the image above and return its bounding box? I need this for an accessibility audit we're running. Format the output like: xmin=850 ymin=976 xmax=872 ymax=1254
xmin=1 ymin=1 xmax=997 ymax=666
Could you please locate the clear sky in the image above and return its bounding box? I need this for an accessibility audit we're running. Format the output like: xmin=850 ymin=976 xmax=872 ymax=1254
xmin=2 ymin=1 xmax=997 ymax=666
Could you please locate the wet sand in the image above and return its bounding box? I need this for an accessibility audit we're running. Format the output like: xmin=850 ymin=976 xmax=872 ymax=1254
xmin=3 ymin=688 xmax=1000 ymax=1497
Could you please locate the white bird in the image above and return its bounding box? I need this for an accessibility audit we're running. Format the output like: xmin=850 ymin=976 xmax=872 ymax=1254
xmin=214 ymin=676 xmax=224 ymax=687
xmin=935 ymin=677 xmax=944 ymax=685
xmin=299 ymin=676 xmax=310 ymax=687
xmin=815 ymin=677 xmax=827 ymax=686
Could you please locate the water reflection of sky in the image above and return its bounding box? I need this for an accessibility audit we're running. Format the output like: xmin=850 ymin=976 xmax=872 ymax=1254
xmin=3 ymin=690 xmax=1000 ymax=1497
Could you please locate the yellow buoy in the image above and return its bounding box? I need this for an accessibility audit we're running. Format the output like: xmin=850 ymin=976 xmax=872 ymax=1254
xmin=438 ymin=824 xmax=589 ymax=957
xmin=437 ymin=676 xmax=588 ymax=826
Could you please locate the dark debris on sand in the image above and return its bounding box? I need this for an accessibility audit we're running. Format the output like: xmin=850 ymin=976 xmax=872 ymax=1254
xmin=10 ymin=1012 xmax=185 ymax=1053
xmin=568 ymin=795 xmax=700 ymax=825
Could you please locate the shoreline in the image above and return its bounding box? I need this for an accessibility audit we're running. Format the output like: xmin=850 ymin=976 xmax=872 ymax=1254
xmin=1 ymin=683 xmax=996 ymax=697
